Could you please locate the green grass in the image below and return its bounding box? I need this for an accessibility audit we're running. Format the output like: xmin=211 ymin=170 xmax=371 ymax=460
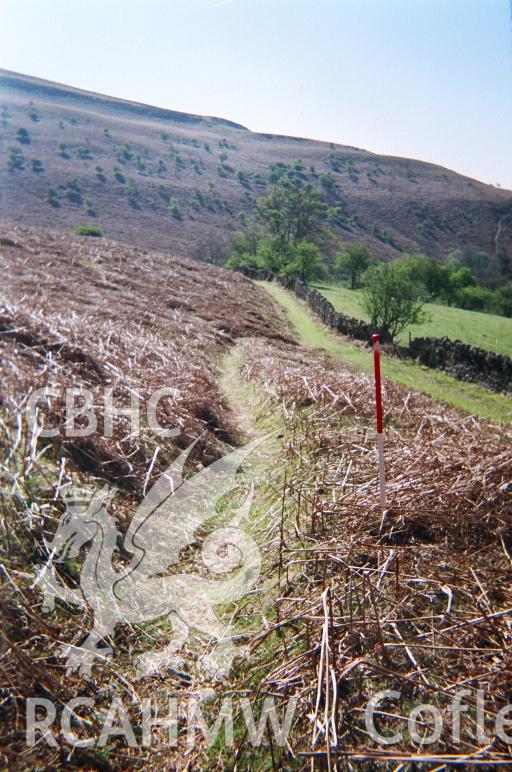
xmin=312 ymin=283 xmax=512 ymax=358
xmin=259 ymin=281 xmax=512 ymax=424
xmin=73 ymin=224 xmax=103 ymax=237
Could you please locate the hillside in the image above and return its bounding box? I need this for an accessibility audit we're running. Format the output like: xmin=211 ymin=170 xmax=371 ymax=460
xmin=1 ymin=68 xmax=512 ymax=264
xmin=0 ymin=222 xmax=292 ymax=488
xmin=1 ymin=224 xmax=511 ymax=769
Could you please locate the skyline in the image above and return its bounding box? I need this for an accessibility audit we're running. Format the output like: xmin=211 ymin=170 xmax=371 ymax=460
xmin=0 ymin=0 xmax=511 ymax=189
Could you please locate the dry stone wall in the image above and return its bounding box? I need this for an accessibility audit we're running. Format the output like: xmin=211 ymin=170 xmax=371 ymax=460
xmin=239 ymin=268 xmax=512 ymax=395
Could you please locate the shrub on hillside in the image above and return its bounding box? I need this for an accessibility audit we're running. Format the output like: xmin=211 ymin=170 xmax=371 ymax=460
xmin=28 ymin=103 xmax=39 ymax=122
xmin=65 ymin=179 xmax=83 ymax=205
xmin=169 ymin=197 xmax=183 ymax=220
xmin=74 ymin=225 xmax=103 ymax=237
xmin=115 ymin=143 xmax=134 ymax=163
xmin=84 ymin=197 xmax=96 ymax=217
xmin=95 ymin=165 xmax=106 ymax=183
xmin=319 ymin=173 xmax=335 ymax=191
xmin=7 ymin=145 xmax=25 ymax=171
xmin=157 ymin=184 xmax=170 ymax=202
xmin=76 ymin=147 xmax=93 ymax=160
xmin=46 ymin=187 xmax=60 ymax=207
xmin=236 ymin=170 xmax=250 ymax=186
xmin=123 ymin=178 xmax=140 ymax=207
xmin=30 ymin=158 xmax=44 ymax=173
xmin=16 ymin=128 xmax=30 ymax=145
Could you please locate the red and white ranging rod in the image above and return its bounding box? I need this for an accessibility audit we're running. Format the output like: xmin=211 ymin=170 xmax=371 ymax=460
xmin=372 ymin=333 xmax=387 ymax=510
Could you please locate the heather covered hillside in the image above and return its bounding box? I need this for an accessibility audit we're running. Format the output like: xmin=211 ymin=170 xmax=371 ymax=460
xmin=1 ymin=68 xmax=511 ymax=263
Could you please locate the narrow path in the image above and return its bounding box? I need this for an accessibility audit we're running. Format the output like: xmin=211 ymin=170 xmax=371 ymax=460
xmin=218 ymin=343 xmax=260 ymax=441
xmin=217 ymin=339 xmax=285 ymax=481
xmin=494 ymin=211 xmax=511 ymax=253
xmin=258 ymin=280 xmax=512 ymax=424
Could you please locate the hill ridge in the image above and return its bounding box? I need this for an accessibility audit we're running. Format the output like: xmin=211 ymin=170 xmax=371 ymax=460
xmin=1 ymin=69 xmax=511 ymax=263
xmin=0 ymin=68 xmax=248 ymax=130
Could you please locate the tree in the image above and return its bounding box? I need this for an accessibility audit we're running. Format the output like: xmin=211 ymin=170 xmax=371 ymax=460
xmin=283 ymin=241 xmax=321 ymax=282
xmin=441 ymin=266 xmax=476 ymax=305
xmin=360 ymin=262 xmax=428 ymax=343
xmin=255 ymin=178 xmax=327 ymax=252
xmin=397 ymin=252 xmax=449 ymax=299
xmin=449 ymin=266 xmax=477 ymax=289
xmin=227 ymin=172 xmax=330 ymax=281
xmin=336 ymin=244 xmax=373 ymax=289
xmin=228 ymin=230 xmax=259 ymax=264
xmin=453 ymin=285 xmax=496 ymax=312
xmin=447 ymin=247 xmax=495 ymax=284
xmin=227 ymin=234 xmax=286 ymax=273
xmin=495 ymin=283 xmax=512 ymax=317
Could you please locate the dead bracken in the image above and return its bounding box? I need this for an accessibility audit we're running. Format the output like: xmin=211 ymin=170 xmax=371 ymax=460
xmin=236 ymin=337 xmax=512 ymax=766
xmin=1 ymin=223 xmax=511 ymax=769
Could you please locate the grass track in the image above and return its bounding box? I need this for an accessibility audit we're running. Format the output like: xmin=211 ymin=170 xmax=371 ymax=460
xmin=312 ymin=283 xmax=512 ymax=357
xmin=259 ymin=281 xmax=512 ymax=424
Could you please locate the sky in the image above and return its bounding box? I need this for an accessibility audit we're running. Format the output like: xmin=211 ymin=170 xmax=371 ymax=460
xmin=1 ymin=0 xmax=511 ymax=189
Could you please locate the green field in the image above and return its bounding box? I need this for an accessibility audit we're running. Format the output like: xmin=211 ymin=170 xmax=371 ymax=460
xmin=312 ymin=283 xmax=512 ymax=358
xmin=259 ymin=282 xmax=512 ymax=424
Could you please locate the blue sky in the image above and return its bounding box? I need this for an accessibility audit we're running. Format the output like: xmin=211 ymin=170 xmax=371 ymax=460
xmin=1 ymin=0 xmax=511 ymax=188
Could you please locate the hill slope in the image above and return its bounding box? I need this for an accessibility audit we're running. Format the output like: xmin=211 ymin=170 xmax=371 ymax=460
xmin=0 ymin=221 xmax=292 ymax=488
xmin=1 ymin=68 xmax=512 ymax=263
xmin=2 ymin=227 xmax=511 ymax=768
